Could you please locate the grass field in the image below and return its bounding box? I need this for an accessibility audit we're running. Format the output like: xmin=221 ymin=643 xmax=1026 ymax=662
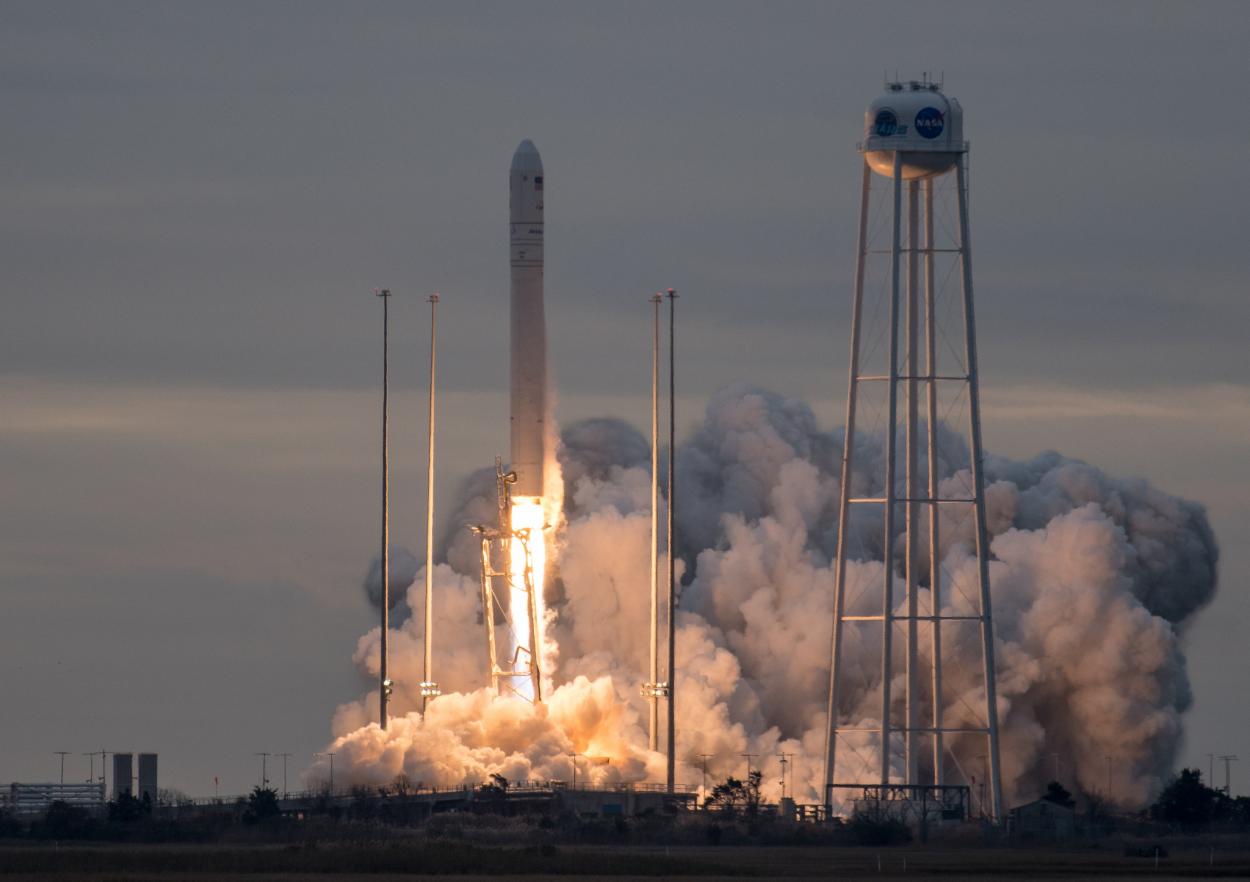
xmin=2 ymin=842 xmax=1250 ymax=880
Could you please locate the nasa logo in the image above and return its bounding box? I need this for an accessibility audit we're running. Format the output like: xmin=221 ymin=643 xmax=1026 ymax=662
xmin=914 ymin=107 xmax=944 ymax=139
xmin=874 ymin=109 xmax=898 ymax=137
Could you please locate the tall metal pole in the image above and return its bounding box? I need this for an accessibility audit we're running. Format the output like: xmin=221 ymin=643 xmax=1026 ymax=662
xmin=255 ymin=752 xmax=270 ymax=788
xmin=422 ymin=293 xmax=440 ymax=713
xmin=55 ymin=751 xmax=69 ymax=785
xmin=880 ymin=151 xmax=903 ymax=788
xmin=649 ymin=293 xmax=662 ymax=752
xmin=378 ymin=288 xmax=391 ymax=731
xmin=955 ymin=156 xmax=1003 ymax=822
xmin=822 ymin=161 xmax=872 ymax=809
xmin=904 ymin=178 xmax=920 ymax=786
xmin=665 ymin=287 xmax=678 ymax=793
xmin=924 ymin=176 xmax=943 ymax=787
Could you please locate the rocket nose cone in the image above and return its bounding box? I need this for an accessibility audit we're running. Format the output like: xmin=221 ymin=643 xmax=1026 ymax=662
xmin=511 ymin=139 xmax=543 ymax=174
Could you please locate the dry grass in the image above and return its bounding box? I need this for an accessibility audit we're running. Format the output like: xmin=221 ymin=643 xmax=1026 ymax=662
xmin=2 ymin=841 xmax=1250 ymax=880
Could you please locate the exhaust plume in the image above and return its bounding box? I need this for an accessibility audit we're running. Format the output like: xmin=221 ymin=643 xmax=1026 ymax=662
xmin=320 ymin=384 xmax=1217 ymax=809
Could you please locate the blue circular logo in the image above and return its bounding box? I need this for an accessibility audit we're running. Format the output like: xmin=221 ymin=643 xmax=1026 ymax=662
xmin=914 ymin=107 xmax=945 ymax=139
xmin=874 ymin=109 xmax=898 ymax=137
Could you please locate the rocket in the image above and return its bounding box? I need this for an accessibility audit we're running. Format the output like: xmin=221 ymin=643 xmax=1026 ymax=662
xmin=509 ymin=139 xmax=546 ymax=497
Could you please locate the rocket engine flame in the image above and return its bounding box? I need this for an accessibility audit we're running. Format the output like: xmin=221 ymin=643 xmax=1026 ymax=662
xmin=508 ymin=495 xmax=546 ymax=700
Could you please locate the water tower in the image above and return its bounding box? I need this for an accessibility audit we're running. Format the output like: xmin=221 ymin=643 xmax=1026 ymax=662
xmin=822 ymin=79 xmax=1004 ymax=823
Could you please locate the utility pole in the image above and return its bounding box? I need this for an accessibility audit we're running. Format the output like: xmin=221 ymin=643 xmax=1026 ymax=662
xmin=741 ymin=753 xmax=758 ymax=781
xmin=83 ymin=752 xmax=94 ymax=785
xmin=255 ymin=752 xmax=271 ymax=789
xmin=1220 ymin=755 xmax=1239 ymax=796
xmin=89 ymin=750 xmax=108 ymax=796
xmin=421 ymin=293 xmax=441 ymax=712
xmin=1207 ymin=753 xmax=1215 ymax=787
xmin=665 ymin=287 xmax=678 ymax=794
xmin=377 ymin=287 xmax=392 ymax=730
xmin=315 ymin=752 xmax=336 ymax=795
xmin=277 ymin=753 xmax=292 ymax=797
xmin=570 ymin=753 xmax=583 ymax=790
xmin=54 ymin=752 xmax=70 ymax=785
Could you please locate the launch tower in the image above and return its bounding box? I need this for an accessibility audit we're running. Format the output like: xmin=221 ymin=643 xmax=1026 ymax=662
xmin=822 ymin=80 xmax=1004 ymax=822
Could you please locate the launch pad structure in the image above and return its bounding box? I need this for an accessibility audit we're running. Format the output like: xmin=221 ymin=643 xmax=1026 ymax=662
xmin=472 ymin=460 xmax=543 ymax=703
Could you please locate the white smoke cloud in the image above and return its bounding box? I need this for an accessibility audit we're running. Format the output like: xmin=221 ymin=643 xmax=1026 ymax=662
xmin=315 ymin=384 xmax=1218 ymax=811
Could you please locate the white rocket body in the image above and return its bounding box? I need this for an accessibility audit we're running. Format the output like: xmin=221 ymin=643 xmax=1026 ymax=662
xmin=509 ymin=140 xmax=546 ymax=497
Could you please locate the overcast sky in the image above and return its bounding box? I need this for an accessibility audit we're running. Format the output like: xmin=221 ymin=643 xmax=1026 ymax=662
xmin=2 ymin=1 xmax=1247 ymax=797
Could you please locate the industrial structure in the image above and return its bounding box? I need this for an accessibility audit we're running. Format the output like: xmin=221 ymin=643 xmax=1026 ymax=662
xmin=822 ymin=79 xmax=1004 ymax=822
xmin=4 ymin=752 xmax=155 ymax=816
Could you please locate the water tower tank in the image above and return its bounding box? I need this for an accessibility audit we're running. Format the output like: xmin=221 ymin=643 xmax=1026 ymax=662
xmin=862 ymin=80 xmax=964 ymax=179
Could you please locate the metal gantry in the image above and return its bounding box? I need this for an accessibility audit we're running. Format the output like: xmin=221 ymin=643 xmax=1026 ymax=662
xmin=822 ymin=144 xmax=1004 ymax=822
xmin=471 ymin=460 xmax=542 ymax=703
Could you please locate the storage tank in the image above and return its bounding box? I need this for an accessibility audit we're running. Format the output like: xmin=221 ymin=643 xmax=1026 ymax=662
xmin=138 ymin=753 xmax=158 ymax=804
xmin=862 ymin=80 xmax=965 ymax=179
xmin=112 ymin=753 xmax=133 ymax=800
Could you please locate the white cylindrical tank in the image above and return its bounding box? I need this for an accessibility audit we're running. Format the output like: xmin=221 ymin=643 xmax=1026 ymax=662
xmin=862 ymin=81 xmax=964 ymax=179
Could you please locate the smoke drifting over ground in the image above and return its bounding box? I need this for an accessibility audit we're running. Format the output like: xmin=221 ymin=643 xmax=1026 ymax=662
xmin=326 ymin=384 xmax=1217 ymax=809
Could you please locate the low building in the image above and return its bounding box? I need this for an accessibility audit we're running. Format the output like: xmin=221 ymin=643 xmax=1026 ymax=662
xmin=1011 ymin=798 xmax=1076 ymax=841
xmin=7 ymin=783 xmax=105 ymax=816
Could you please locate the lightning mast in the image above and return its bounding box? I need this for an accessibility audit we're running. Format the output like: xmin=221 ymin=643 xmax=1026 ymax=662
xmin=376 ymin=287 xmax=392 ymax=730
xmin=421 ymin=293 xmax=441 ymax=711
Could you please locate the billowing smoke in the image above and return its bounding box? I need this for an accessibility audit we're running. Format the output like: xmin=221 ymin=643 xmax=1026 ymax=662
xmin=313 ymin=383 xmax=1217 ymax=810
